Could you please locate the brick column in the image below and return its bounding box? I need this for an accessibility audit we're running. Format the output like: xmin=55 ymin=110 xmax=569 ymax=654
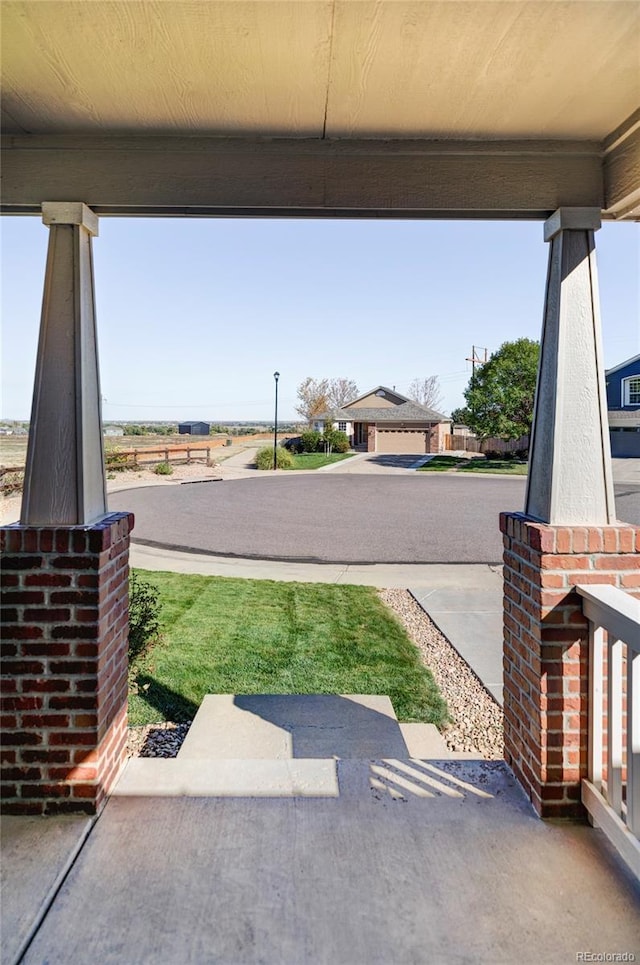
xmin=367 ymin=425 xmax=377 ymax=452
xmin=1 ymin=512 xmax=134 ymax=815
xmin=501 ymin=512 xmax=639 ymax=819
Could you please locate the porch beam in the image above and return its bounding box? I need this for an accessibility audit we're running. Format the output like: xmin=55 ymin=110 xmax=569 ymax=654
xmin=0 ymin=135 xmax=604 ymax=218
xmin=603 ymin=108 xmax=640 ymax=221
xmin=21 ymin=202 xmax=107 ymax=525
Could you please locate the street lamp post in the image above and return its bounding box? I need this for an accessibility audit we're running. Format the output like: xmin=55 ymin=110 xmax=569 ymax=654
xmin=273 ymin=371 xmax=280 ymax=470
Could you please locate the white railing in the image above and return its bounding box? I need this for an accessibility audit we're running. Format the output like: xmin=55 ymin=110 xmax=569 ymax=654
xmin=576 ymin=584 xmax=640 ymax=878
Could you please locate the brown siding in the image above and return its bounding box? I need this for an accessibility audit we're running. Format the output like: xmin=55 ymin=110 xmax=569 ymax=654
xmin=349 ymin=390 xmax=406 ymax=409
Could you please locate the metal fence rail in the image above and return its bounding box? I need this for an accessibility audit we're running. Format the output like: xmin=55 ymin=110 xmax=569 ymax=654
xmin=576 ymin=583 xmax=640 ymax=878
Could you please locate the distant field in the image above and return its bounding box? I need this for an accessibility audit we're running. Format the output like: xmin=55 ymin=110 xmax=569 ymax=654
xmin=0 ymin=437 xmax=28 ymax=467
xmin=0 ymin=432 xmax=284 ymax=469
xmin=0 ymin=433 xmax=210 ymax=468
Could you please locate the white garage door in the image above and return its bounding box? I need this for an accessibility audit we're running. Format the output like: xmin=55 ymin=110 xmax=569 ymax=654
xmin=376 ymin=430 xmax=428 ymax=454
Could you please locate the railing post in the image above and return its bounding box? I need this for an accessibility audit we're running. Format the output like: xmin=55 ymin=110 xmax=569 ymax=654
xmin=577 ymin=584 xmax=640 ymax=876
xmin=607 ymin=638 xmax=624 ymax=815
xmin=628 ymin=647 xmax=640 ymax=836
xmin=588 ymin=623 xmax=605 ymax=788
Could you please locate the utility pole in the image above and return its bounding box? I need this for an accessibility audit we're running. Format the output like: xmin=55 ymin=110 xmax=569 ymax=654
xmin=465 ymin=345 xmax=488 ymax=377
xmin=465 ymin=346 xmax=488 ymax=426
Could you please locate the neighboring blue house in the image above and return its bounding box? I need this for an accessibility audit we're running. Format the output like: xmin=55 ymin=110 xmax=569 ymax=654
xmin=605 ymin=353 xmax=640 ymax=456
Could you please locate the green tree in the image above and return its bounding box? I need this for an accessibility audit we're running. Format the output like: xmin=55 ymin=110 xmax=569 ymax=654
xmin=450 ymin=407 xmax=472 ymax=427
xmin=463 ymin=338 xmax=540 ymax=440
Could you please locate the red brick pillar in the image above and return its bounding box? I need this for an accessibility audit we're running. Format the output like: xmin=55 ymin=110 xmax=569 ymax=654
xmin=500 ymin=512 xmax=639 ymax=819
xmin=367 ymin=425 xmax=377 ymax=452
xmin=1 ymin=512 xmax=134 ymax=815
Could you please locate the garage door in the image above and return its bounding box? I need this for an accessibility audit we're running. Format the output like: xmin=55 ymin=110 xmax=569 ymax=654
xmin=376 ymin=430 xmax=428 ymax=454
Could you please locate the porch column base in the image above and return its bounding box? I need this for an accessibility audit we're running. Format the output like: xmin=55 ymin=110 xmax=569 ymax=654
xmin=1 ymin=512 xmax=134 ymax=815
xmin=500 ymin=512 xmax=639 ymax=820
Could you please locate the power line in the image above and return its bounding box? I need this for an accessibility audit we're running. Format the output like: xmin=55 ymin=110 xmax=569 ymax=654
xmin=465 ymin=346 xmax=489 ymax=376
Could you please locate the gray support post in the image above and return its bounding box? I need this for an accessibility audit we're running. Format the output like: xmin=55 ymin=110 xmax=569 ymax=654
xmin=21 ymin=203 xmax=107 ymax=525
xmin=525 ymin=207 xmax=616 ymax=525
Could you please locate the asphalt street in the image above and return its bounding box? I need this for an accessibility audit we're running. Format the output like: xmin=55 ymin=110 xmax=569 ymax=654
xmin=109 ymin=475 xmax=639 ymax=564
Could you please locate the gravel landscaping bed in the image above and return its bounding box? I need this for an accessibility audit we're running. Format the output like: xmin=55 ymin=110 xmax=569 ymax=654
xmin=379 ymin=588 xmax=503 ymax=759
xmin=126 ymin=721 xmax=191 ymax=758
xmin=126 ymin=588 xmax=504 ymax=760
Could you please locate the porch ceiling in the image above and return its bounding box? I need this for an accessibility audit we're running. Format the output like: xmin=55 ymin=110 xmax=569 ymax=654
xmin=1 ymin=1 xmax=639 ymax=218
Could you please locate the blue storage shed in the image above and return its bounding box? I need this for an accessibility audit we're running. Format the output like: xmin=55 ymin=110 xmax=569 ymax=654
xmin=178 ymin=421 xmax=210 ymax=436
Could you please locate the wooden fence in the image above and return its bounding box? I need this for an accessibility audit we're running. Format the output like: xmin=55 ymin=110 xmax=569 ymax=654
xmin=1 ymin=434 xmax=299 ymax=494
xmin=0 ymin=465 xmax=24 ymax=494
xmin=445 ymin=433 xmax=529 ymax=454
xmin=106 ymin=444 xmax=213 ymax=470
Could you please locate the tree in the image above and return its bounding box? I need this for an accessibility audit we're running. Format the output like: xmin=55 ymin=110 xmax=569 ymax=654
xmin=450 ymin=407 xmax=472 ymax=427
xmin=408 ymin=376 xmax=444 ymax=411
xmin=295 ymin=377 xmax=359 ymax=423
xmin=463 ymin=338 xmax=540 ymax=440
xmin=295 ymin=377 xmax=330 ymax=423
xmin=328 ymin=378 xmax=358 ymax=409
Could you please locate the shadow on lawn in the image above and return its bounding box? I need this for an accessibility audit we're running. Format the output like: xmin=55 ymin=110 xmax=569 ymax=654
xmin=133 ymin=675 xmax=199 ymax=723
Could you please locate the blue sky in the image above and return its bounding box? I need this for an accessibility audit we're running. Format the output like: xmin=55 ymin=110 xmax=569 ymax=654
xmin=1 ymin=217 xmax=638 ymax=422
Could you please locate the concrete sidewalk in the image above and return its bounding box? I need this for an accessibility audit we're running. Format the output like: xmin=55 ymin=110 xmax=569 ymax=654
xmin=410 ymin=584 xmax=503 ymax=705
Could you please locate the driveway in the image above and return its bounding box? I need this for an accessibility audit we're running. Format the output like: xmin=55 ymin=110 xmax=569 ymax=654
xmin=320 ymin=452 xmax=430 ymax=473
xmin=217 ymin=450 xmax=432 ymax=475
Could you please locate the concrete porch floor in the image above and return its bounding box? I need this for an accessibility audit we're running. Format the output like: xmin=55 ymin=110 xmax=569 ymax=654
xmin=3 ymin=763 xmax=640 ymax=965
xmin=3 ymin=695 xmax=640 ymax=964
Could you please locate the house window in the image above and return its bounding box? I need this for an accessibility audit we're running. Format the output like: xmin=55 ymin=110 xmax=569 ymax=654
xmin=337 ymin=421 xmax=347 ymax=432
xmin=624 ymin=377 xmax=640 ymax=406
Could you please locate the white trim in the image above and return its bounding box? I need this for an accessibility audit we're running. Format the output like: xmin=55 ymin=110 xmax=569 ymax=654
xmin=605 ymin=353 xmax=640 ymax=378
xmin=578 ymin=584 xmax=640 ymax=880
xmin=623 ymin=375 xmax=640 ymax=407
xmin=582 ymin=780 xmax=640 ymax=879
xmin=577 ymin=584 xmax=640 ymax=647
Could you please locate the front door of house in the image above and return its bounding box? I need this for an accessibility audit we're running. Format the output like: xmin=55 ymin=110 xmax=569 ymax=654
xmin=354 ymin=423 xmax=368 ymax=447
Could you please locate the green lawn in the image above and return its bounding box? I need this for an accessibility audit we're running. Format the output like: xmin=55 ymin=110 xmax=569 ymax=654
xmin=285 ymin=452 xmax=354 ymax=470
xmin=419 ymin=455 xmax=527 ymax=475
xmin=458 ymin=459 xmax=527 ymax=475
xmin=128 ymin=570 xmax=448 ymax=728
xmin=418 ymin=456 xmax=465 ymax=471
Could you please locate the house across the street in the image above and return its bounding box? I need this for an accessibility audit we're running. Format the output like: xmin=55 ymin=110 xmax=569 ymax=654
xmin=605 ymin=354 xmax=640 ymax=456
xmin=314 ymin=385 xmax=450 ymax=454
xmin=178 ymin=421 xmax=211 ymax=436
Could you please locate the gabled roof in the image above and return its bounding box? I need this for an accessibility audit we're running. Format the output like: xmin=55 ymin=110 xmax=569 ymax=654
xmin=605 ymin=354 xmax=640 ymax=377
xmin=316 ymin=401 xmax=450 ymax=423
xmin=344 ymin=385 xmax=412 ymax=407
